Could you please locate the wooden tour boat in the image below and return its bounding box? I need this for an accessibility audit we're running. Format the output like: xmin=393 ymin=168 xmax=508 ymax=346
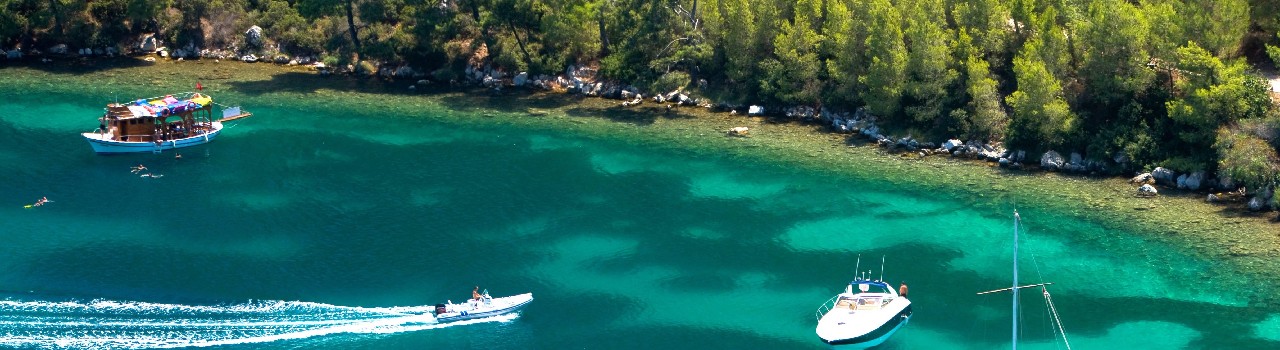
xmin=81 ymin=91 xmax=251 ymax=154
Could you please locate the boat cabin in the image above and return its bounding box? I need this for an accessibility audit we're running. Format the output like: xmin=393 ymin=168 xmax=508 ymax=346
xmin=833 ymin=280 xmax=899 ymax=311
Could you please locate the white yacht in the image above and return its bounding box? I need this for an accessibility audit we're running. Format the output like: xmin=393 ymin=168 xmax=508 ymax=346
xmin=814 ymin=277 xmax=912 ymax=348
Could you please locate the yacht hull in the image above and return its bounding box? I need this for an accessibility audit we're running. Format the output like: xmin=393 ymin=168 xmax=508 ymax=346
xmin=820 ymin=305 xmax=912 ymax=348
xmin=82 ymin=122 xmax=222 ymax=153
xmin=435 ymin=293 xmax=533 ymax=323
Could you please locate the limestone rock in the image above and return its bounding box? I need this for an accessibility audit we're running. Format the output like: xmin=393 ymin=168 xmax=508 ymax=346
xmin=748 ymin=105 xmax=764 ymax=116
xmin=513 ymin=72 xmax=528 ymax=87
xmin=245 ymin=26 xmax=264 ymax=48
xmin=1130 ymin=173 xmax=1153 ymax=184
xmin=1152 ymin=167 xmax=1176 ymax=186
xmin=1138 ymin=184 xmax=1158 ymax=196
xmin=727 ymin=127 xmax=750 ymax=137
xmin=942 ymin=139 xmax=963 ymax=152
xmin=1040 ymin=150 xmax=1065 ymax=171
xmin=1184 ymin=171 xmax=1205 ymax=191
xmin=1248 ymin=196 xmax=1266 ymax=211
xmin=139 ymin=34 xmax=158 ymax=52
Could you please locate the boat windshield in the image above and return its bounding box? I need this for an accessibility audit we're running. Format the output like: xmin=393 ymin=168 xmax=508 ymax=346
xmin=855 ymin=296 xmax=884 ymax=310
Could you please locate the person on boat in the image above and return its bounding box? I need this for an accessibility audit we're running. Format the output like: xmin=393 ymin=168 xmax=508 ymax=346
xmin=472 ymin=286 xmax=482 ymax=301
xmin=898 ymin=282 xmax=908 ymax=298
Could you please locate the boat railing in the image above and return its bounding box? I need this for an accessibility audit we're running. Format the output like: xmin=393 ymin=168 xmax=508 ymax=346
xmin=815 ymin=294 xmax=842 ymax=321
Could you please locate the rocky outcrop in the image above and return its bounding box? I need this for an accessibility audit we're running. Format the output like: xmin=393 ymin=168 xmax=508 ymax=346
xmin=1181 ymin=171 xmax=1205 ymax=190
xmin=139 ymin=34 xmax=158 ymax=53
xmin=245 ymin=26 xmax=264 ymax=48
xmin=1040 ymin=151 xmax=1065 ymax=171
xmin=513 ymin=72 xmax=529 ymax=87
xmin=942 ymin=139 xmax=963 ymax=152
xmin=1130 ymin=173 xmax=1153 ymax=184
xmin=1151 ymin=167 xmax=1176 ymax=186
xmin=1249 ymin=196 xmax=1266 ymax=211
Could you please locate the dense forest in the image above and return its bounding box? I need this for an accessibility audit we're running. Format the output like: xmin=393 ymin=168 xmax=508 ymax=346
xmin=3 ymin=0 xmax=1280 ymax=207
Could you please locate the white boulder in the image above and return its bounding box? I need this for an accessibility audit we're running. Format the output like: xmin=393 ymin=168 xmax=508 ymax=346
xmin=1040 ymin=150 xmax=1065 ymax=171
xmin=245 ymin=25 xmax=264 ymax=47
xmin=1138 ymin=184 xmax=1158 ymax=196
xmin=942 ymin=139 xmax=963 ymax=151
xmin=513 ymin=72 xmax=528 ymax=87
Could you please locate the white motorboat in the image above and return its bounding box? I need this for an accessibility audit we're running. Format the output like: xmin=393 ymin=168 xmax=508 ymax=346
xmin=815 ymin=265 xmax=912 ymax=348
xmin=432 ymin=291 xmax=533 ymax=323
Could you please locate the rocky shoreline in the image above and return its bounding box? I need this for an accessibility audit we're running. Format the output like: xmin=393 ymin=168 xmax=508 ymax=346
xmin=4 ymin=43 xmax=1277 ymax=214
xmin=4 ymin=46 xmax=1276 ymax=214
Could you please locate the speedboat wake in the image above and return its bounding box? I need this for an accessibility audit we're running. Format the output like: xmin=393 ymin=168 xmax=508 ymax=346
xmin=0 ymin=297 xmax=519 ymax=349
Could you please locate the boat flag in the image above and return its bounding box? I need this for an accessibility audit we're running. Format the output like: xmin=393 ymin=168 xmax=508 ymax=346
xmin=196 ymin=81 xmax=204 ymax=91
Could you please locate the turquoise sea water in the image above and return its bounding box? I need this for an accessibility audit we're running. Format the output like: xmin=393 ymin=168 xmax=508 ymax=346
xmin=2 ymin=67 xmax=1279 ymax=349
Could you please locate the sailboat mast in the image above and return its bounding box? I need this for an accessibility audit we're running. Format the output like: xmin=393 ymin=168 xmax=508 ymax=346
xmin=1012 ymin=210 xmax=1020 ymax=350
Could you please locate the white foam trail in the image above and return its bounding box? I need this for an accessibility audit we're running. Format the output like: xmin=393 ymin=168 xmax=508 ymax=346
xmin=0 ymin=297 xmax=521 ymax=349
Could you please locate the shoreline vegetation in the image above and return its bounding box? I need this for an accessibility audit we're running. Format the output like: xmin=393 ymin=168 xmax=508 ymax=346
xmin=3 ymin=59 xmax=1280 ymax=305
xmin=2 ymin=0 xmax=1279 ymax=211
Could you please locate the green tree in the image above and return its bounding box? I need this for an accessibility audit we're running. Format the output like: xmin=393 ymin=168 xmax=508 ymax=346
xmin=901 ymin=0 xmax=957 ymax=126
xmin=1029 ymin=7 xmax=1072 ymax=84
xmin=951 ymin=0 xmax=1010 ymax=64
xmin=1267 ymin=32 xmax=1280 ymax=67
xmin=1076 ymin=0 xmax=1153 ymax=109
xmin=960 ymin=30 xmax=1009 ymax=140
xmin=822 ymin=0 xmax=863 ymax=107
xmin=0 ymin=0 xmax=33 ymax=44
xmin=542 ymin=0 xmax=604 ymax=69
xmin=1166 ymin=42 xmax=1274 ymax=158
xmin=1141 ymin=0 xmax=1183 ymax=62
xmin=760 ymin=0 xmax=822 ymax=105
xmin=1180 ymin=0 xmax=1249 ymax=57
xmin=1006 ymin=39 xmax=1074 ymax=149
xmin=298 ymin=0 xmax=365 ymax=58
xmin=714 ymin=0 xmax=758 ymax=94
xmin=860 ymin=0 xmax=906 ymax=118
xmin=1215 ymin=125 xmax=1279 ymax=193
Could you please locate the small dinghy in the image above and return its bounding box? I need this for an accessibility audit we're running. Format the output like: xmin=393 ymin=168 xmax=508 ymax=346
xmin=814 ymin=257 xmax=912 ymax=348
xmin=432 ymin=290 xmax=533 ymax=323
